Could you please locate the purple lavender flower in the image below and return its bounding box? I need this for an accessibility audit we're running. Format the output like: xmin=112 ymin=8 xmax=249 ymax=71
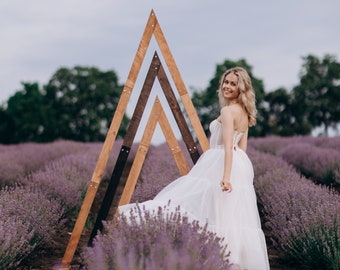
xmin=0 ymin=185 xmax=64 ymax=268
xmin=0 ymin=215 xmax=35 ymax=269
xmin=249 ymin=148 xmax=339 ymax=269
xmin=0 ymin=140 xmax=90 ymax=187
xmin=280 ymin=142 xmax=340 ymax=185
xmin=82 ymin=204 xmax=230 ymax=270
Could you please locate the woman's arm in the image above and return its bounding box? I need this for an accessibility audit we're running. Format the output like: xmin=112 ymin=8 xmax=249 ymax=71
xmin=220 ymin=106 xmax=234 ymax=192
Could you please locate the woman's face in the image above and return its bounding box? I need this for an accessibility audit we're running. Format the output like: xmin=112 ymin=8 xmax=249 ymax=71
xmin=222 ymin=73 xmax=239 ymax=102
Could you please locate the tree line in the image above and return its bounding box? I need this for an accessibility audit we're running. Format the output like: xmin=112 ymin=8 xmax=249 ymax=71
xmin=0 ymin=66 xmax=130 ymax=143
xmin=192 ymin=54 xmax=340 ymax=137
xmin=0 ymin=54 xmax=339 ymax=144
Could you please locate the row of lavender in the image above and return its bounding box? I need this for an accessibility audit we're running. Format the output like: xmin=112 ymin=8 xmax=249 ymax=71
xmin=249 ymin=135 xmax=340 ymax=185
xmin=0 ymin=140 xmax=121 ymax=269
xmin=0 ymin=140 xmax=88 ymax=188
xmin=248 ymin=145 xmax=339 ymax=269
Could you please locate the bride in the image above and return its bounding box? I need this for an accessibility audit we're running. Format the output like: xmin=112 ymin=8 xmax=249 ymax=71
xmin=119 ymin=67 xmax=270 ymax=270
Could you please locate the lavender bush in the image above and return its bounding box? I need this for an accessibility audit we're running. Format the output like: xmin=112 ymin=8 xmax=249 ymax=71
xmin=0 ymin=185 xmax=64 ymax=269
xmin=249 ymin=148 xmax=340 ymax=269
xmin=250 ymin=136 xmax=340 ymax=185
xmin=249 ymin=135 xmax=340 ymax=155
xmin=309 ymin=136 xmax=340 ymax=151
xmin=280 ymin=142 xmax=340 ymax=185
xmin=249 ymin=136 xmax=294 ymax=155
xmin=18 ymin=140 xmax=123 ymax=220
xmin=21 ymin=153 xmax=97 ymax=217
xmin=248 ymin=145 xmax=292 ymax=178
xmin=0 ymin=216 xmax=35 ymax=269
xmin=82 ymin=204 xmax=230 ymax=270
xmin=0 ymin=140 xmax=88 ymax=187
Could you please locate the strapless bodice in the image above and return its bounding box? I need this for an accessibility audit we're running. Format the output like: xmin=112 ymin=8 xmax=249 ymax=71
xmin=209 ymin=119 xmax=243 ymax=149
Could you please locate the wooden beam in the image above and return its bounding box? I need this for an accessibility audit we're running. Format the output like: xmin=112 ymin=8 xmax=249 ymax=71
xmin=156 ymin=54 xmax=200 ymax=163
xmin=158 ymin=102 xmax=190 ymax=176
xmin=118 ymin=98 xmax=161 ymax=206
xmin=152 ymin=13 xmax=209 ymax=152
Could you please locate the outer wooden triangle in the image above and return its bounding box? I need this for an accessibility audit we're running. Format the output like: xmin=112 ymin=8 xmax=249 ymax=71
xmin=60 ymin=10 xmax=209 ymax=269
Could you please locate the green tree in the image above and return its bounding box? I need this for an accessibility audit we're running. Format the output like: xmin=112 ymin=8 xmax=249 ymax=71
xmin=292 ymin=54 xmax=340 ymax=135
xmin=264 ymin=87 xmax=296 ymax=136
xmin=5 ymin=82 xmax=45 ymax=143
xmin=191 ymin=59 xmax=266 ymax=137
xmin=0 ymin=106 xmax=14 ymax=144
xmin=1 ymin=66 xmax=129 ymax=143
xmin=42 ymin=66 xmax=129 ymax=142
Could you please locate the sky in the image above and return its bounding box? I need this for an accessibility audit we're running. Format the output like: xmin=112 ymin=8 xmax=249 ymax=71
xmin=1 ymin=0 xmax=339 ymax=143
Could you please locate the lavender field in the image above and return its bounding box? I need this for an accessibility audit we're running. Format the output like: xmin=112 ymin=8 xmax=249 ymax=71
xmin=0 ymin=136 xmax=339 ymax=270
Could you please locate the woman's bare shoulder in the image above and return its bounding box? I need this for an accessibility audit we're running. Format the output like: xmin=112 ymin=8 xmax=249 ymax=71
xmin=221 ymin=104 xmax=242 ymax=116
xmin=220 ymin=106 xmax=233 ymax=119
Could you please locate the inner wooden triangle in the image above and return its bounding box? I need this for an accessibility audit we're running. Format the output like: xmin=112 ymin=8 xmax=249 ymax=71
xmin=118 ymin=95 xmax=191 ymax=207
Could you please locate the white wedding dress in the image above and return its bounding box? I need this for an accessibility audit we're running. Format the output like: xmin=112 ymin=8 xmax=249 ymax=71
xmin=119 ymin=119 xmax=270 ymax=270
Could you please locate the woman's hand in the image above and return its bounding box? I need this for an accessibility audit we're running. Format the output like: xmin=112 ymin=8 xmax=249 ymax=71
xmin=220 ymin=180 xmax=232 ymax=192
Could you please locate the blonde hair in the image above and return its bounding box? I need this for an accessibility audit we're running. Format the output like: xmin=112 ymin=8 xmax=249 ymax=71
xmin=217 ymin=67 xmax=257 ymax=127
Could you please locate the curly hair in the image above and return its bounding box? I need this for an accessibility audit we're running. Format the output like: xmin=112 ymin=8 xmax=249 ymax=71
xmin=217 ymin=67 xmax=257 ymax=126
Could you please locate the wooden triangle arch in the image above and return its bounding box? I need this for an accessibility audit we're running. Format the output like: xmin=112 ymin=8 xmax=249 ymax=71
xmin=60 ymin=10 xmax=209 ymax=269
